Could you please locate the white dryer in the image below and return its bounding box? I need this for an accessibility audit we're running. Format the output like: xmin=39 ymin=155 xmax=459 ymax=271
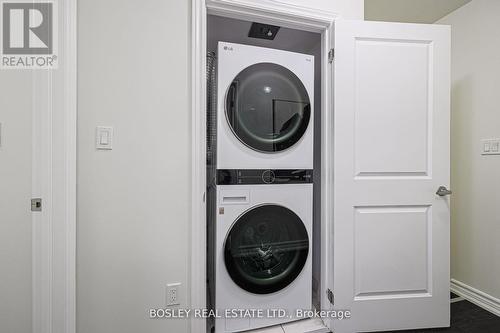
xmin=214 ymin=179 xmax=312 ymax=333
xmin=217 ymin=42 xmax=314 ymax=170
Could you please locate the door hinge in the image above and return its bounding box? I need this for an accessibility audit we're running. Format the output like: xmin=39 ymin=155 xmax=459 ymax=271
xmin=328 ymin=48 xmax=334 ymax=63
xmin=327 ymin=288 xmax=334 ymax=304
xmin=31 ymin=198 xmax=42 ymax=211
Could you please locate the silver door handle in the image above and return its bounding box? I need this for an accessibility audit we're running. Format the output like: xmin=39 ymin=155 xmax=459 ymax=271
xmin=436 ymin=186 xmax=452 ymax=196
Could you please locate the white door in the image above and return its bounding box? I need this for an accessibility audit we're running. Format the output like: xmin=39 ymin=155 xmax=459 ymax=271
xmin=328 ymin=20 xmax=451 ymax=333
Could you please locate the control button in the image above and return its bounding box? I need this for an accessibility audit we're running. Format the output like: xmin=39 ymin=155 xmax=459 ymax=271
xmin=262 ymin=170 xmax=275 ymax=184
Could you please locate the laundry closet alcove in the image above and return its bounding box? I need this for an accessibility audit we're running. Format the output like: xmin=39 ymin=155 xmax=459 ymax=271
xmin=191 ymin=1 xmax=451 ymax=333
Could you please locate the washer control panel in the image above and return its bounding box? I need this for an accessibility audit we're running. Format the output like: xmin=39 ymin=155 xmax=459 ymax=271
xmin=217 ymin=169 xmax=313 ymax=185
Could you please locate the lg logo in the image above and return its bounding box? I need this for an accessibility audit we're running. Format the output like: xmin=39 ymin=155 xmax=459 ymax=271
xmin=1 ymin=1 xmax=57 ymax=68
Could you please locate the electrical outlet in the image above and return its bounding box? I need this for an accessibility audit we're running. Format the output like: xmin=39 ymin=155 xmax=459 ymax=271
xmin=166 ymin=283 xmax=181 ymax=306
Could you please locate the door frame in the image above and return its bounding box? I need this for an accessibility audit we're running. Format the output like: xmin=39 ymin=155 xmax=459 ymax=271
xmin=190 ymin=1 xmax=336 ymax=332
xmin=31 ymin=0 xmax=77 ymax=332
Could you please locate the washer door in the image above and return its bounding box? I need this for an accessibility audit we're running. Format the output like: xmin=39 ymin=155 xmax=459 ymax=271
xmin=224 ymin=204 xmax=309 ymax=294
xmin=225 ymin=63 xmax=311 ymax=153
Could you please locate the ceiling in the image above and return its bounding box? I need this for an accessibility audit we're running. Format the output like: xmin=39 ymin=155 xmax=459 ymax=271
xmin=365 ymin=0 xmax=472 ymax=23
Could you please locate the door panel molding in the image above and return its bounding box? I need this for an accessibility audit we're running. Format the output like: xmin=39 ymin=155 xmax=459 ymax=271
xmin=353 ymin=37 xmax=433 ymax=178
xmin=353 ymin=205 xmax=432 ymax=299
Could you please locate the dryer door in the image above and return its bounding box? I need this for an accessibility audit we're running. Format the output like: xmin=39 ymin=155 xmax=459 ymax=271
xmin=224 ymin=204 xmax=309 ymax=294
xmin=225 ymin=63 xmax=311 ymax=153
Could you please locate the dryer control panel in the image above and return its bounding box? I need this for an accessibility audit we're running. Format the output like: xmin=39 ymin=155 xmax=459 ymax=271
xmin=216 ymin=169 xmax=313 ymax=185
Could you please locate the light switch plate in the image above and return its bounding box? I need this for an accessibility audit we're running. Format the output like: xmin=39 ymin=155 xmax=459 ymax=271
xmin=96 ymin=126 xmax=113 ymax=150
xmin=481 ymin=139 xmax=500 ymax=155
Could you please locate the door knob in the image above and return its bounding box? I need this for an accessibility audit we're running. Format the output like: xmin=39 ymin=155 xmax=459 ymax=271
xmin=436 ymin=186 xmax=452 ymax=196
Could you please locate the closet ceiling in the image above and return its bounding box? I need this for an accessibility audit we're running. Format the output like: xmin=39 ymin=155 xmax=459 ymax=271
xmin=207 ymin=15 xmax=320 ymax=55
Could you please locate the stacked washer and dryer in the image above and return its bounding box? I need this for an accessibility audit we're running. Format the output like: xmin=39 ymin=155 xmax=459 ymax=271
xmin=208 ymin=41 xmax=315 ymax=333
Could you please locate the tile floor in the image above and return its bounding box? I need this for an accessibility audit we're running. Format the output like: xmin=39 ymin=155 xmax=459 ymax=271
xmin=247 ymin=318 xmax=328 ymax=333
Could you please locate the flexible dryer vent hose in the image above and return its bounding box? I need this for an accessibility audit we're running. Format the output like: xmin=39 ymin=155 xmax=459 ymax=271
xmin=206 ymin=52 xmax=217 ymax=326
xmin=206 ymin=52 xmax=217 ymax=176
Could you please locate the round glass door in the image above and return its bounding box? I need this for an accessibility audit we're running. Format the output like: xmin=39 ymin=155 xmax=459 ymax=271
xmin=224 ymin=205 xmax=309 ymax=294
xmin=225 ymin=63 xmax=311 ymax=153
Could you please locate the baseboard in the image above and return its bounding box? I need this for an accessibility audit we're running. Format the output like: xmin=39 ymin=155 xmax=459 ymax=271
xmin=451 ymin=279 xmax=500 ymax=317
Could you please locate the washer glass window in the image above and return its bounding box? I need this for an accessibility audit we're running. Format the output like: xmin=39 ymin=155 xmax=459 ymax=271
xmin=224 ymin=204 xmax=309 ymax=294
xmin=225 ymin=63 xmax=311 ymax=153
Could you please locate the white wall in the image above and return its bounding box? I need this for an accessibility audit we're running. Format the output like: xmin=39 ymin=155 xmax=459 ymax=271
xmin=279 ymin=0 xmax=364 ymax=19
xmin=77 ymin=0 xmax=190 ymax=332
xmin=0 ymin=71 xmax=32 ymax=333
xmin=437 ymin=0 xmax=500 ymax=299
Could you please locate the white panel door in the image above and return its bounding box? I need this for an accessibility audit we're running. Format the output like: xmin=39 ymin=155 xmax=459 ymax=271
xmin=329 ymin=20 xmax=450 ymax=332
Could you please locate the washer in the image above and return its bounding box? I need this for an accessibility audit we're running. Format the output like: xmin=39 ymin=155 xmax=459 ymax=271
xmin=217 ymin=42 xmax=314 ymax=170
xmin=214 ymin=178 xmax=312 ymax=333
